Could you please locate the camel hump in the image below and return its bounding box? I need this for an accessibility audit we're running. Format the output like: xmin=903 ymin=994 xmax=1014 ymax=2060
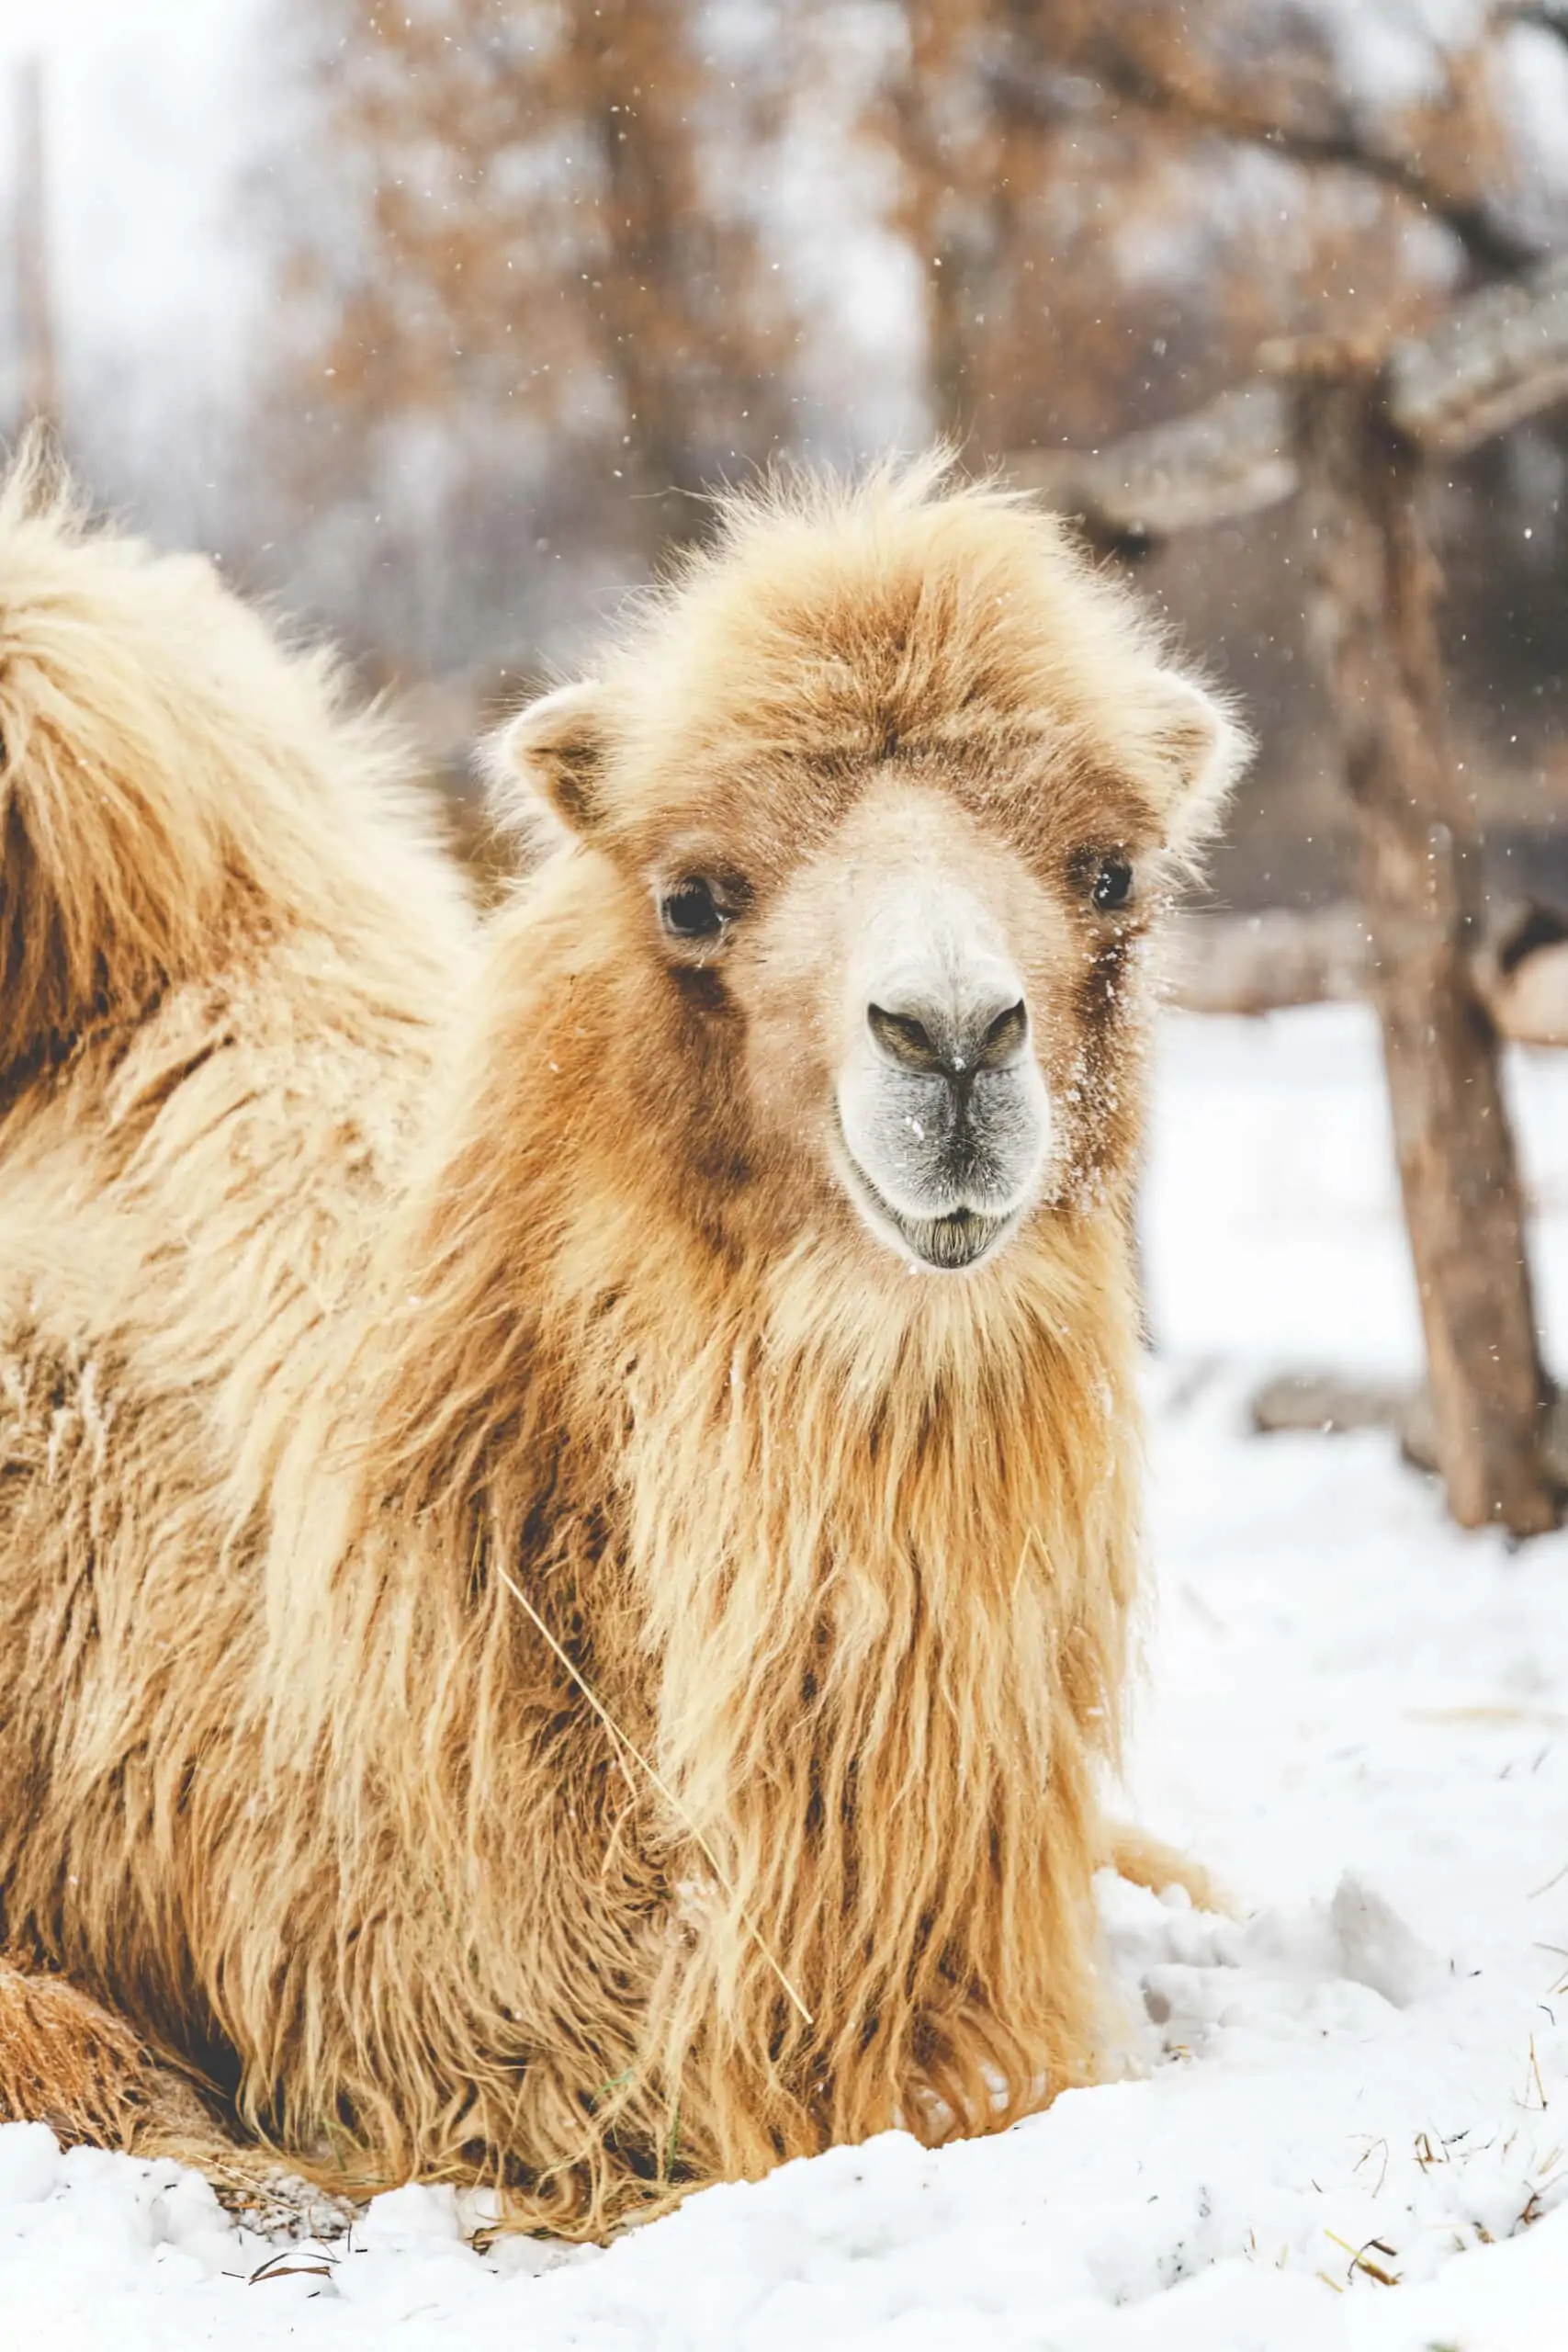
xmin=0 ymin=433 xmax=430 ymax=1080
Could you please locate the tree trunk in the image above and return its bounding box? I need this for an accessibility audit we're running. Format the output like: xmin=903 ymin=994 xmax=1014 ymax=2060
xmin=1294 ymin=366 xmax=1559 ymax=1536
xmin=15 ymin=56 xmax=59 ymax=432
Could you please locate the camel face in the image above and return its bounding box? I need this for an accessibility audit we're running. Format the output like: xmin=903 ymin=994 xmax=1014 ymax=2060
xmin=496 ymin=463 xmax=1247 ymax=1279
xmin=654 ymin=768 xmax=1088 ymax=1275
xmin=830 ymin=830 xmax=1048 ymax=1270
xmin=503 ymin=707 xmax=1174 ymax=1278
xmin=820 ymin=783 xmax=1055 ymax=1271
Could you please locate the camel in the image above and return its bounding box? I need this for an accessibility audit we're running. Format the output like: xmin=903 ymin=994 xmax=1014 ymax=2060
xmin=0 ymin=443 xmax=1246 ymax=2236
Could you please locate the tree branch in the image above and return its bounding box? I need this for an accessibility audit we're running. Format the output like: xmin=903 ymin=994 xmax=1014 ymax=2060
xmin=1014 ymin=255 xmax=1568 ymax=542
xmin=986 ymin=45 xmax=1546 ymax=281
xmin=1009 ymin=382 xmax=1295 ymax=547
xmin=1500 ymin=1 xmax=1568 ymax=49
xmin=1169 ymin=902 xmax=1568 ymax=1045
xmin=1386 ymin=254 xmax=1568 ymax=451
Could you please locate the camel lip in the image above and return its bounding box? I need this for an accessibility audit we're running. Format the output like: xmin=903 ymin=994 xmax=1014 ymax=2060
xmin=833 ymin=1134 xmax=1019 ymax=1272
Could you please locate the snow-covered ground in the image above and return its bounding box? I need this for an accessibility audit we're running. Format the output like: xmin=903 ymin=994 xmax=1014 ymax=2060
xmin=4 ymin=1003 xmax=1567 ymax=2350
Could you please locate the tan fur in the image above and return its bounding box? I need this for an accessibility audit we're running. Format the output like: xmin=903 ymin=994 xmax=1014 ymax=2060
xmin=0 ymin=1965 xmax=207 ymax=2149
xmin=0 ymin=447 xmax=1243 ymax=2235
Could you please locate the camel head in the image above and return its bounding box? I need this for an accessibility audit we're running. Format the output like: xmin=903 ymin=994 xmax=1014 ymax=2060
xmin=491 ymin=460 xmax=1247 ymax=1278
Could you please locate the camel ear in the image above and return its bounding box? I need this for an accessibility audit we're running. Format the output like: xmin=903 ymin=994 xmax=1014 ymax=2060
xmin=1147 ymin=672 xmax=1250 ymax=854
xmin=487 ymin=680 xmax=607 ymax=839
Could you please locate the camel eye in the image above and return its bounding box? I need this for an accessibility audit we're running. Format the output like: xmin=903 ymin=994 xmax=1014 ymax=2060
xmin=660 ymin=877 xmax=727 ymax=941
xmin=1091 ymin=855 xmax=1134 ymax=912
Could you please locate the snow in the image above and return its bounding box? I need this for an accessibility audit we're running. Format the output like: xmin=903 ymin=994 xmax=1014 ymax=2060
xmin=3 ymin=1001 xmax=1568 ymax=2346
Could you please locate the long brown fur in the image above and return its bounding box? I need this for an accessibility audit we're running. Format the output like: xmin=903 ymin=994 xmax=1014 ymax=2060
xmin=0 ymin=443 xmax=1245 ymax=2234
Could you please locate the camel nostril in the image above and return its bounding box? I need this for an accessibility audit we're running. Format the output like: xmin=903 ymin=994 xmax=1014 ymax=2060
xmin=867 ymin=996 xmax=1029 ymax=1080
xmin=980 ymin=1001 xmax=1029 ymax=1067
xmin=867 ymin=1002 xmax=942 ymax=1074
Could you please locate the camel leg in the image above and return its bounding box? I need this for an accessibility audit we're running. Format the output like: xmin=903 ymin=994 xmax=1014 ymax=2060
xmin=1100 ymin=1821 xmax=1228 ymax=1915
xmin=0 ymin=1962 xmax=216 ymax=2152
xmin=0 ymin=1964 xmax=363 ymax=2229
xmin=0 ymin=1961 xmax=275 ymax=2177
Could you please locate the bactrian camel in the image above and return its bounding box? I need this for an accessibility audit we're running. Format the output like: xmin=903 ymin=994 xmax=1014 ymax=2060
xmin=0 ymin=446 xmax=1246 ymax=2234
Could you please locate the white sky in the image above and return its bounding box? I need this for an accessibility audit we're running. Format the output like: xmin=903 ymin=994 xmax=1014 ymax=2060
xmin=0 ymin=0 xmax=265 ymax=417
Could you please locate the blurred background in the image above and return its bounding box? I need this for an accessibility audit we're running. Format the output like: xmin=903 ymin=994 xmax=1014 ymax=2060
xmin=2 ymin=0 xmax=1566 ymax=905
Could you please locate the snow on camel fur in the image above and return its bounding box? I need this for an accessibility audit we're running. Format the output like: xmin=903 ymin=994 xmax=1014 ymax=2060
xmin=0 ymin=442 xmax=1246 ymax=2235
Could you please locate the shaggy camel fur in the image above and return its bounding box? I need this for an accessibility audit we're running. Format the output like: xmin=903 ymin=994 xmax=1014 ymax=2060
xmin=0 ymin=444 xmax=1245 ymax=2235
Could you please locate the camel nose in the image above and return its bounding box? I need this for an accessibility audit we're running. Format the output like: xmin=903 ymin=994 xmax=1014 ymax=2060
xmin=866 ymin=994 xmax=1029 ymax=1082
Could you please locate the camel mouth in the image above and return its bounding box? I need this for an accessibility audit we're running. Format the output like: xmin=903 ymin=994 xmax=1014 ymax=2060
xmin=835 ymin=1142 xmax=1018 ymax=1272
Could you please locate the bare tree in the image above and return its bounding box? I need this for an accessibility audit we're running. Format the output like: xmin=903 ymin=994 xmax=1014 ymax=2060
xmin=987 ymin=1 xmax=1532 ymax=281
xmin=275 ymin=0 xmax=793 ymax=566
xmin=1014 ymin=256 xmax=1568 ymax=1537
xmin=877 ymin=0 xmax=1530 ymax=459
